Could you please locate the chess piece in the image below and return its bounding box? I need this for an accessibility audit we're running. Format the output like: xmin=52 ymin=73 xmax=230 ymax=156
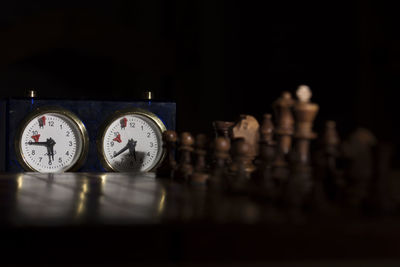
xmin=213 ymin=121 xmax=234 ymax=139
xmin=322 ymin=121 xmax=340 ymax=171
xmin=190 ymin=134 xmax=209 ymax=185
xmin=229 ymin=138 xmax=256 ymax=176
xmin=231 ymin=114 xmax=260 ymax=164
xmin=174 ymin=132 xmax=195 ymax=182
xmin=273 ymin=91 xmax=295 ymax=161
xmin=252 ymin=114 xmax=277 ymax=198
xmin=229 ymin=138 xmax=253 ymax=193
xmin=208 ymin=137 xmax=231 ymax=190
xmin=292 ymin=85 xmax=319 ymax=165
xmin=341 ymin=128 xmax=376 ymax=209
xmin=156 ymin=130 xmax=178 ymax=178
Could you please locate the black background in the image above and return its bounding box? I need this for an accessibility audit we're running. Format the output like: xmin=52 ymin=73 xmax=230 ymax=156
xmin=0 ymin=1 xmax=398 ymax=145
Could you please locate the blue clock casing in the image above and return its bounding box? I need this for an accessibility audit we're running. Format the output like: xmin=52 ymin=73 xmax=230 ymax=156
xmin=0 ymin=98 xmax=176 ymax=172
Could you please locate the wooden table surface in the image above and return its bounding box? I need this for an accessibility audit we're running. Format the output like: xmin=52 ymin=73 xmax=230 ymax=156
xmin=1 ymin=172 xmax=400 ymax=266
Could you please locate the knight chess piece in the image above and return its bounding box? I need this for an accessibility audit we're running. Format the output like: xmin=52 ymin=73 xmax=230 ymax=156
xmin=156 ymin=130 xmax=178 ymax=178
xmin=174 ymin=132 xmax=195 ymax=182
xmin=231 ymin=114 xmax=260 ymax=163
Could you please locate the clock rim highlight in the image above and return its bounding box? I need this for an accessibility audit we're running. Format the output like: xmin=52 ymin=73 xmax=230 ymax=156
xmin=97 ymin=107 xmax=167 ymax=172
xmin=14 ymin=106 xmax=89 ymax=172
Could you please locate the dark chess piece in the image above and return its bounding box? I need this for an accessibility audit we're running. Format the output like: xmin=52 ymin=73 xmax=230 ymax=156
xmin=213 ymin=121 xmax=234 ymax=139
xmin=273 ymin=91 xmax=295 ymax=163
xmin=341 ymin=128 xmax=376 ymax=210
xmin=252 ymin=114 xmax=277 ymax=199
xmin=231 ymin=114 xmax=260 ymax=164
xmin=190 ymin=134 xmax=210 ymax=185
xmin=156 ymin=130 xmax=178 ymax=178
xmin=285 ymin=85 xmax=319 ymax=219
xmin=208 ymin=137 xmax=231 ymax=190
xmin=293 ymin=85 xmax=319 ymax=165
xmin=228 ymin=138 xmax=254 ymax=193
xmin=174 ymin=132 xmax=195 ymax=182
xmin=271 ymin=92 xmax=294 ymax=196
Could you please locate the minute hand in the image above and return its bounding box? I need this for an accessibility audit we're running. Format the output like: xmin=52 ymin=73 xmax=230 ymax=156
xmin=113 ymin=144 xmax=129 ymax=158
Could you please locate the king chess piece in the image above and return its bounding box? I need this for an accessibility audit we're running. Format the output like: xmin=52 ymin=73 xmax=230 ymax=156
xmin=286 ymin=85 xmax=319 ymax=219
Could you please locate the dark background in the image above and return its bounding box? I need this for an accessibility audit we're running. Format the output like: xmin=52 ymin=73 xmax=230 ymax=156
xmin=0 ymin=1 xmax=398 ymax=144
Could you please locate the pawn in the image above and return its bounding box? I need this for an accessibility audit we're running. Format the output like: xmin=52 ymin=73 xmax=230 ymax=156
xmin=228 ymin=138 xmax=254 ymax=192
xmin=252 ymin=114 xmax=277 ymax=198
xmin=156 ymin=130 xmax=178 ymax=178
xmin=208 ymin=137 xmax=231 ymax=190
xmin=174 ymin=132 xmax=195 ymax=182
xmin=190 ymin=134 xmax=210 ymax=185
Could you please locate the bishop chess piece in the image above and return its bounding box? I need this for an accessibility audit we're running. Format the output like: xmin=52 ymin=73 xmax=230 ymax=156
xmin=174 ymin=132 xmax=195 ymax=182
xmin=156 ymin=130 xmax=178 ymax=178
xmin=190 ymin=134 xmax=210 ymax=185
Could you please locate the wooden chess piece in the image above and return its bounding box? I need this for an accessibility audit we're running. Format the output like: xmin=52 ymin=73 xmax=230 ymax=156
xmin=341 ymin=128 xmax=376 ymax=209
xmin=156 ymin=130 xmax=178 ymax=178
xmin=231 ymin=114 xmax=260 ymax=166
xmin=213 ymin=121 xmax=234 ymax=139
xmin=174 ymin=132 xmax=195 ymax=182
xmin=273 ymin=91 xmax=295 ymax=163
xmin=286 ymin=85 xmax=319 ymax=219
xmin=208 ymin=137 xmax=231 ymax=190
xmin=322 ymin=120 xmax=340 ymax=172
xmin=271 ymin=92 xmax=294 ymax=196
xmin=229 ymin=138 xmax=253 ymax=193
xmin=293 ymin=85 xmax=319 ymax=165
xmin=252 ymin=114 xmax=277 ymax=198
xmin=190 ymin=134 xmax=210 ymax=185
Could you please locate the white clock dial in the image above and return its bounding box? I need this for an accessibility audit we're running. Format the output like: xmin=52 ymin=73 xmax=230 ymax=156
xmin=15 ymin=108 xmax=88 ymax=172
xmin=99 ymin=109 xmax=166 ymax=172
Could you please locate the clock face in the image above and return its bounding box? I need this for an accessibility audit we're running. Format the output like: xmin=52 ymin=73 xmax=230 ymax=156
xmin=15 ymin=108 xmax=89 ymax=172
xmin=99 ymin=110 xmax=166 ymax=172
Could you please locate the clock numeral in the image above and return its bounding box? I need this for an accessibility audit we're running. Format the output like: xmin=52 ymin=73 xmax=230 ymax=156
xmin=32 ymin=130 xmax=38 ymax=135
xmin=49 ymin=161 xmax=52 ymax=166
xmin=147 ymin=152 xmax=150 ymax=156
xmin=58 ymin=157 xmax=62 ymax=163
xmin=149 ymin=142 xmax=153 ymax=147
xmin=65 ymin=151 xmax=69 ymax=156
xmin=69 ymin=141 xmax=73 ymax=146
xmin=31 ymin=150 xmax=35 ymax=155
xmin=48 ymin=121 xmax=54 ymax=127
xmin=147 ymin=132 xmax=151 ymax=138
xmin=66 ymin=131 xmax=70 ymax=137
xmin=130 ymin=122 xmax=135 ymax=128
xmin=39 ymin=157 xmax=42 ymax=162
xmin=110 ymin=141 xmax=114 ymax=147
xmin=60 ymin=124 xmax=63 ymax=130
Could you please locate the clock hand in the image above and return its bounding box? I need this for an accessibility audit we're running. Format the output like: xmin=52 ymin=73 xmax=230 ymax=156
xmin=113 ymin=144 xmax=129 ymax=158
xmin=127 ymin=139 xmax=137 ymax=161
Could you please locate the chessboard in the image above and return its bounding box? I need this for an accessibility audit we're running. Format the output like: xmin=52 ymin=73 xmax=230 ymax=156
xmin=1 ymin=85 xmax=400 ymax=266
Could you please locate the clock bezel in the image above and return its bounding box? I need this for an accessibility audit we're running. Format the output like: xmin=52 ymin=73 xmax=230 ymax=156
xmin=14 ymin=106 xmax=90 ymax=172
xmin=96 ymin=107 xmax=167 ymax=172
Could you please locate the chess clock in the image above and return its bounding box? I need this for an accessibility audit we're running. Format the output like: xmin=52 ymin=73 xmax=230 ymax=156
xmin=0 ymin=95 xmax=176 ymax=172
xmin=14 ymin=106 xmax=89 ymax=172
xmin=97 ymin=108 xmax=166 ymax=172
